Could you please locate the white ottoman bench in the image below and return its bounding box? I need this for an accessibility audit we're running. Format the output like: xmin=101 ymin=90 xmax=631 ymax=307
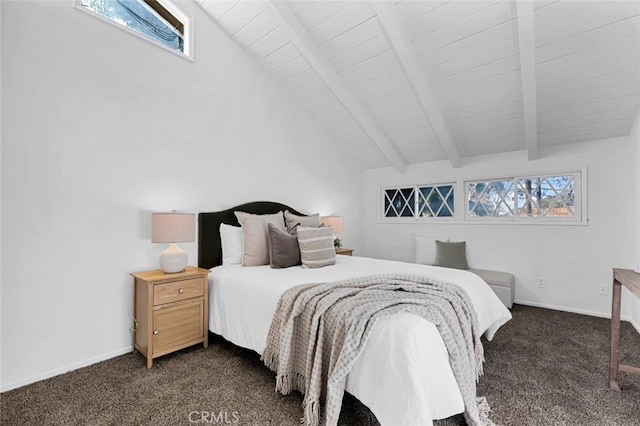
xmin=413 ymin=236 xmax=515 ymax=309
xmin=468 ymin=268 xmax=515 ymax=309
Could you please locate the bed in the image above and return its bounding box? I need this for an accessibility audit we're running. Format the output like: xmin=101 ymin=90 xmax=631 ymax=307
xmin=198 ymin=201 xmax=512 ymax=426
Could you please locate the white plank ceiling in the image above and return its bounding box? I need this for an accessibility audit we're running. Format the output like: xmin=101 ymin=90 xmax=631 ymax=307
xmin=197 ymin=0 xmax=640 ymax=170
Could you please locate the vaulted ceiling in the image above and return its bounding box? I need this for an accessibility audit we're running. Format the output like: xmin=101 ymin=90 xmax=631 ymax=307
xmin=197 ymin=0 xmax=640 ymax=171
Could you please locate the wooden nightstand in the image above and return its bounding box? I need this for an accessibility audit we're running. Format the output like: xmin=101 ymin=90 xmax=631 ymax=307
xmin=336 ymin=248 xmax=354 ymax=256
xmin=131 ymin=266 xmax=210 ymax=368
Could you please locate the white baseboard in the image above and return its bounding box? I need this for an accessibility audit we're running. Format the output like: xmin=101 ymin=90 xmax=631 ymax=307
xmin=514 ymin=299 xmax=639 ymax=329
xmin=514 ymin=299 xmax=611 ymax=318
xmin=1 ymin=346 xmax=132 ymax=392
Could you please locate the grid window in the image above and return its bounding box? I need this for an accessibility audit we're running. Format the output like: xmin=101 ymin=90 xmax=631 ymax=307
xmin=516 ymin=176 xmax=576 ymax=218
xmin=384 ymin=188 xmax=415 ymax=218
xmin=382 ymin=184 xmax=455 ymax=220
xmin=417 ymin=185 xmax=455 ymax=218
xmin=466 ymin=172 xmax=581 ymax=222
xmin=467 ymin=180 xmax=514 ymax=218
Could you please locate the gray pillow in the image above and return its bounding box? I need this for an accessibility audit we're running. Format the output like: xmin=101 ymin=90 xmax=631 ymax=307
xmin=297 ymin=226 xmax=336 ymax=268
xmin=234 ymin=211 xmax=285 ymax=266
xmin=435 ymin=240 xmax=469 ymax=269
xmin=267 ymin=223 xmax=301 ymax=268
xmin=284 ymin=211 xmax=321 ymax=236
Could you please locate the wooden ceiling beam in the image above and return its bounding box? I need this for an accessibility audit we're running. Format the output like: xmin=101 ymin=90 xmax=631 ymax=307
xmin=372 ymin=1 xmax=461 ymax=168
xmin=516 ymin=0 xmax=539 ymax=160
xmin=262 ymin=1 xmax=407 ymax=173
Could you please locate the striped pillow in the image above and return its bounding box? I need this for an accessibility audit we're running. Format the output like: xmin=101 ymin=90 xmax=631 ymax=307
xmin=297 ymin=226 xmax=336 ymax=268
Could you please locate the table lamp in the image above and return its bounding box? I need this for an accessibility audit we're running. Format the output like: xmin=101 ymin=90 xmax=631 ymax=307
xmin=321 ymin=216 xmax=344 ymax=248
xmin=151 ymin=212 xmax=195 ymax=273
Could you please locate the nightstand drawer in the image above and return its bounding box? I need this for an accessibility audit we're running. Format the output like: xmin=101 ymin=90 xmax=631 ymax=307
xmin=152 ymin=300 xmax=204 ymax=356
xmin=154 ymin=278 xmax=204 ymax=305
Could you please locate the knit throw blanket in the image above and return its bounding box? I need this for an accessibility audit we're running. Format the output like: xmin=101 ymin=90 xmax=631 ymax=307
xmin=261 ymin=273 xmax=490 ymax=426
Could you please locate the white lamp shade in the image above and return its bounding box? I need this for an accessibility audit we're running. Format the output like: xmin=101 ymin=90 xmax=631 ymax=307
xmin=152 ymin=212 xmax=194 ymax=273
xmin=321 ymin=216 xmax=344 ymax=233
xmin=151 ymin=212 xmax=195 ymax=243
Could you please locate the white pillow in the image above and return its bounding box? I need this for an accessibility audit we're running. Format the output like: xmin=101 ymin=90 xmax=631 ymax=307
xmin=220 ymin=223 xmax=243 ymax=266
xmin=414 ymin=235 xmax=438 ymax=265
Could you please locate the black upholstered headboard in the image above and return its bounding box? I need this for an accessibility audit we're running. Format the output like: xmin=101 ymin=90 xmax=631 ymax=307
xmin=198 ymin=201 xmax=305 ymax=270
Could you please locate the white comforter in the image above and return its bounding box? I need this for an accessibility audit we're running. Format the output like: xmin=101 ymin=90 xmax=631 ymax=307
xmin=209 ymin=256 xmax=512 ymax=425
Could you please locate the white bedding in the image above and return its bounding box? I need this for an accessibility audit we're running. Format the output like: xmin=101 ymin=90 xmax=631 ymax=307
xmin=209 ymin=256 xmax=512 ymax=425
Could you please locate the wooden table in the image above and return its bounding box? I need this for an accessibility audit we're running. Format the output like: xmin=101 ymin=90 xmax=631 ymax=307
xmin=609 ymin=268 xmax=640 ymax=391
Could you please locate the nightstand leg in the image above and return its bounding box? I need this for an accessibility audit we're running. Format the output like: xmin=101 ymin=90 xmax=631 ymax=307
xmin=147 ymin=357 xmax=153 ymax=369
xmin=132 ymin=318 xmax=138 ymax=354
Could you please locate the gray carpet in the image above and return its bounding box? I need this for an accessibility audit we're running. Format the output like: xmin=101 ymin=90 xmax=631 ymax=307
xmin=2 ymin=305 xmax=639 ymax=425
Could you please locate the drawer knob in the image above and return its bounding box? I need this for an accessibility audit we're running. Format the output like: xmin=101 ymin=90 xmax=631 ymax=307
xmin=153 ymin=330 xmax=159 ymax=335
xmin=179 ymin=288 xmax=184 ymax=293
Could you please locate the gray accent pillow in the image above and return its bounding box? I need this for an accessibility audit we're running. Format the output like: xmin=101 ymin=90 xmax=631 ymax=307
xmin=267 ymin=223 xmax=301 ymax=268
xmin=435 ymin=240 xmax=469 ymax=269
xmin=234 ymin=211 xmax=285 ymax=266
xmin=284 ymin=211 xmax=321 ymax=236
xmin=297 ymin=226 xmax=336 ymax=268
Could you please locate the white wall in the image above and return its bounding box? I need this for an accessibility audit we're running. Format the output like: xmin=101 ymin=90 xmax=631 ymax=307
xmin=629 ymin=110 xmax=640 ymax=330
xmin=0 ymin=0 xmax=364 ymax=391
xmin=364 ymin=138 xmax=635 ymax=320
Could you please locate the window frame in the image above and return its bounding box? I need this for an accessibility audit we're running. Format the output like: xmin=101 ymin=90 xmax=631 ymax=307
xmin=74 ymin=0 xmax=193 ymax=60
xmin=465 ymin=177 xmax=515 ymax=220
xmin=378 ymin=168 xmax=588 ymax=226
xmin=416 ymin=183 xmax=456 ymax=219
xmin=464 ymin=169 xmax=586 ymax=224
xmin=380 ymin=182 xmax=458 ymax=223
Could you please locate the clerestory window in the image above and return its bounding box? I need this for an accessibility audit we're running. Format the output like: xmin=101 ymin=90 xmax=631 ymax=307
xmin=77 ymin=0 xmax=191 ymax=57
xmin=417 ymin=184 xmax=455 ymax=218
xmin=382 ymin=183 xmax=456 ymax=221
xmin=466 ymin=172 xmax=582 ymax=222
xmin=380 ymin=170 xmax=585 ymax=224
